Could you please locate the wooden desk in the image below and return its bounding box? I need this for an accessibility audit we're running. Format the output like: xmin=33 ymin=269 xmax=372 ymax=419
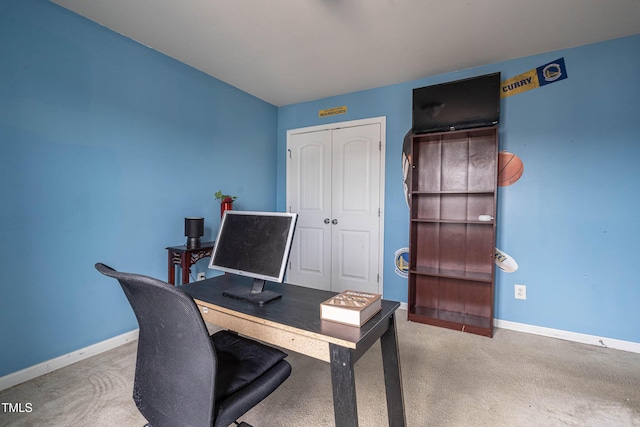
xmin=182 ymin=275 xmax=406 ymax=427
xmin=166 ymin=241 xmax=214 ymax=285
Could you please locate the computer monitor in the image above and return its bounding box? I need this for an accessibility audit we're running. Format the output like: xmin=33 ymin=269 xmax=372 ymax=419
xmin=208 ymin=210 xmax=298 ymax=305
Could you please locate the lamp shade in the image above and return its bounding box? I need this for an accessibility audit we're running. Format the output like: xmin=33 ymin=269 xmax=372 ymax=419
xmin=185 ymin=217 xmax=204 ymax=248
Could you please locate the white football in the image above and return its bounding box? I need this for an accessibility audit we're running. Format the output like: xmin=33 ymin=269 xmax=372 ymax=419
xmin=495 ymin=248 xmax=518 ymax=272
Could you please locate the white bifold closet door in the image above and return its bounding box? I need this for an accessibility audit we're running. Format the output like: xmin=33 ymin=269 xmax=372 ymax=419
xmin=286 ymin=123 xmax=382 ymax=294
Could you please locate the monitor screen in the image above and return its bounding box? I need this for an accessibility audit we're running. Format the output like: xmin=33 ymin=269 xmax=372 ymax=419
xmin=412 ymin=72 xmax=501 ymax=134
xmin=208 ymin=210 xmax=298 ymax=304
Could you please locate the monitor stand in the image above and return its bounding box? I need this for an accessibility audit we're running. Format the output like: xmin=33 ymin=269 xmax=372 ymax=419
xmin=222 ymin=279 xmax=282 ymax=305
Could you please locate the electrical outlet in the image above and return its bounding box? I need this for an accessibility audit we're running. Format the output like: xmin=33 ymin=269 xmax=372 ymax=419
xmin=515 ymin=284 xmax=526 ymax=300
xmin=197 ymin=272 xmax=206 ymax=281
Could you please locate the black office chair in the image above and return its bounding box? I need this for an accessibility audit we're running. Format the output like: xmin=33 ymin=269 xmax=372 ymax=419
xmin=95 ymin=263 xmax=291 ymax=427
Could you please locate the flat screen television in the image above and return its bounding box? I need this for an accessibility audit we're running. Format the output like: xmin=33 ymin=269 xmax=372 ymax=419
xmin=412 ymin=72 xmax=501 ymax=134
xmin=208 ymin=210 xmax=298 ymax=305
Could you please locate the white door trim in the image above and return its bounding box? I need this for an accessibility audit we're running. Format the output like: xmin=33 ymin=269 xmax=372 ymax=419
xmin=286 ymin=116 xmax=386 ymax=294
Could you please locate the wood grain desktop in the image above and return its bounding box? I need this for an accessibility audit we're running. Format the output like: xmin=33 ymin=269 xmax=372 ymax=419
xmin=181 ymin=274 xmax=406 ymax=427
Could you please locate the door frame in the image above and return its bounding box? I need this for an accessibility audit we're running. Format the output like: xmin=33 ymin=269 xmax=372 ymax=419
xmin=286 ymin=116 xmax=386 ymax=293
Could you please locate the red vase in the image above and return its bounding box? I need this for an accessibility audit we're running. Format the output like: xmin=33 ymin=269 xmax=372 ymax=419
xmin=220 ymin=198 xmax=233 ymax=218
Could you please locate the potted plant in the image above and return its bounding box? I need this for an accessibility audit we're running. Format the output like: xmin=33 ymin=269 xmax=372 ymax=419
xmin=215 ymin=190 xmax=237 ymax=218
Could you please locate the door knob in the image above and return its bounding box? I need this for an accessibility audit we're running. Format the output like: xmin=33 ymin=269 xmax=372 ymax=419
xmin=331 ymin=219 xmax=338 ymax=225
xmin=324 ymin=218 xmax=330 ymax=224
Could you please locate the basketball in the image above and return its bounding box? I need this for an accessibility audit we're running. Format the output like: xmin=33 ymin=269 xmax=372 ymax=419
xmin=497 ymin=150 xmax=524 ymax=186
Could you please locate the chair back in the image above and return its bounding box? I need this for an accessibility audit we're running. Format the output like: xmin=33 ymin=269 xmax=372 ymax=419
xmin=95 ymin=263 xmax=216 ymax=427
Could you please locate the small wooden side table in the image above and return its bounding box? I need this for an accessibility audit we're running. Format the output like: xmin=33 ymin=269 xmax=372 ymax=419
xmin=166 ymin=241 xmax=214 ymax=285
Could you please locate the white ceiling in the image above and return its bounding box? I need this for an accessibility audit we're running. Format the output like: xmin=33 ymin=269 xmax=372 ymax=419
xmin=51 ymin=0 xmax=640 ymax=107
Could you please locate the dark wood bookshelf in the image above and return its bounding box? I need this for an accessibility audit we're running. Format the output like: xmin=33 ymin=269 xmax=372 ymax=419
xmin=408 ymin=127 xmax=498 ymax=337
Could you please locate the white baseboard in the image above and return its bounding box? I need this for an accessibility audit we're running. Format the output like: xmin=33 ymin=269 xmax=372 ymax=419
xmin=0 ymin=329 xmax=139 ymax=392
xmin=399 ymin=305 xmax=639 ymax=354
xmin=494 ymin=319 xmax=640 ymax=354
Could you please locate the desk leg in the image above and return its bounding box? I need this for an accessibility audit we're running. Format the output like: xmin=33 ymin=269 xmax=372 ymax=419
xmin=180 ymin=253 xmax=190 ymax=285
xmin=329 ymin=344 xmax=358 ymax=427
xmin=380 ymin=313 xmax=406 ymax=427
xmin=167 ymin=250 xmax=176 ymax=285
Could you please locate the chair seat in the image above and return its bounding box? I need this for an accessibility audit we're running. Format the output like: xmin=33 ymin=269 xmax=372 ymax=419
xmin=211 ymin=330 xmax=288 ymax=400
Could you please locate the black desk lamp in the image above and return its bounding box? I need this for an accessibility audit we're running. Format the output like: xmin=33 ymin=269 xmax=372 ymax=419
xmin=185 ymin=217 xmax=204 ymax=248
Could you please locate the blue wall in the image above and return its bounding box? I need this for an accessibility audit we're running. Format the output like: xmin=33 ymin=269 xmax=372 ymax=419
xmin=1 ymin=0 xmax=638 ymax=380
xmin=0 ymin=0 xmax=277 ymax=377
xmin=277 ymin=34 xmax=640 ymax=344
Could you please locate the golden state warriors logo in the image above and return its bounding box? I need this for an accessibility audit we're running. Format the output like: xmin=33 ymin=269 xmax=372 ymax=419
xmin=394 ymin=247 xmax=409 ymax=278
xmin=542 ymin=63 xmax=562 ymax=82
xmin=536 ymin=57 xmax=567 ymax=87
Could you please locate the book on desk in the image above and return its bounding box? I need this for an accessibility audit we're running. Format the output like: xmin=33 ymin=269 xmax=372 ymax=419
xmin=320 ymin=290 xmax=382 ymax=327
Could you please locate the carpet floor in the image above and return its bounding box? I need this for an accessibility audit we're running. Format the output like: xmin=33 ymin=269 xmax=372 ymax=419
xmin=1 ymin=310 xmax=639 ymax=426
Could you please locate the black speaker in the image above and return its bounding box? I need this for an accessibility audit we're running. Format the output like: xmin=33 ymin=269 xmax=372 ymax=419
xmin=185 ymin=217 xmax=204 ymax=248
